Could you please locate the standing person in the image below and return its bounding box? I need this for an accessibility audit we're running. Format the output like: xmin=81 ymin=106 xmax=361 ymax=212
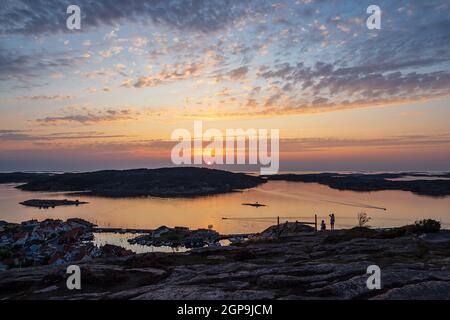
xmin=321 ymin=220 xmax=326 ymax=231
xmin=329 ymin=213 xmax=335 ymax=230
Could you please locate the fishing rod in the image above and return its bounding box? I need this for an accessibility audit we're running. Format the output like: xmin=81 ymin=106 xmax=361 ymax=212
xmin=222 ymin=216 xmax=311 ymax=220
xmin=256 ymin=189 xmax=387 ymax=211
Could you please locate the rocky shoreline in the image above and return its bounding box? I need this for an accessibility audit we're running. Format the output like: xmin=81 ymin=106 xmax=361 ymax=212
xmin=0 ymin=219 xmax=132 ymax=270
xmin=1 ymin=219 xmax=449 ymax=300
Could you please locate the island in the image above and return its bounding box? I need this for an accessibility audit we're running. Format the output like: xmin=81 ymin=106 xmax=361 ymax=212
xmin=127 ymin=226 xmax=221 ymax=248
xmin=242 ymin=202 xmax=267 ymax=207
xmin=1 ymin=169 xmax=449 ymax=198
xmin=20 ymin=199 xmax=88 ymax=209
xmin=265 ymin=172 xmax=450 ymax=197
xmin=11 ymin=167 xmax=265 ymax=198
xmin=0 ymin=172 xmax=50 ymax=184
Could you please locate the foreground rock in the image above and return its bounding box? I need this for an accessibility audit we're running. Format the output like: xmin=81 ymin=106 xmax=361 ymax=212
xmin=1 ymin=221 xmax=449 ymax=300
xmin=128 ymin=226 xmax=219 ymax=248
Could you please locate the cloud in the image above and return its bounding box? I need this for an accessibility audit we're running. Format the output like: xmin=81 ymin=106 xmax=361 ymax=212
xmin=16 ymin=95 xmax=75 ymax=101
xmin=1 ymin=0 xmax=450 ymax=117
xmin=35 ymin=108 xmax=140 ymax=125
xmin=280 ymin=134 xmax=450 ymax=152
xmin=228 ymin=66 xmax=249 ymax=80
xmin=248 ymin=59 xmax=450 ymax=115
xmin=0 ymin=49 xmax=89 ymax=84
xmin=0 ymin=129 xmax=24 ymax=135
xmin=215 ymin=88 xmax=232 ymax=97
xmin=99 ymin=46 xmax=123 ymax=58
xmin=0 ymin=130 xmax=126 ymax=141
xmin=132 ymin=36 xmax=149 ymax=47
xmin=182 ymin=94 xmax=450 ymax=119
xmin=0 ymin=0 xmax=254 ymax=35
xmin=133 ymin=62 xmax=209 ymax=88
xmin=82 ymin=69 xmax=110 ymax=79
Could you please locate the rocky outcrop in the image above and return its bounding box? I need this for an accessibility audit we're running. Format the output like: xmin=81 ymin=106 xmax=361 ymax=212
xmin=128 ymin=226 xmax=219 ymax=248
xmin=0 ymin=226 xmax=449 ymax=300
xmin=371 ymin=281 xmax=450 ymax=300
xmin=0 ymin=219 xmax=97 ymax=269
xmin=0 ymin=218 xmax=132 ymax=270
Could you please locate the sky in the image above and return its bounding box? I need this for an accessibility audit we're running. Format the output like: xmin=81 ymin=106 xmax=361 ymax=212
xmin=0 ymin=0 xmax=449 ymax=172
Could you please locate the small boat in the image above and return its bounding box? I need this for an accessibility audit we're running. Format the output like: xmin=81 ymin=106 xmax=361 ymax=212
xmin=242 ymin=202 xmax=266 ymax=208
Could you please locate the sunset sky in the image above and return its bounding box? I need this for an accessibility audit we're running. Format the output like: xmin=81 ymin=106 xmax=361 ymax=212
xmin=1 ymin=0 xmax=449 ymax=172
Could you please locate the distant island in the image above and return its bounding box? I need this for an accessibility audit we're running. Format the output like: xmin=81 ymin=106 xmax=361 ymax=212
xmin=6 ymin=167 xmax=265 ymax=198
xmin=265 ymin=172 xmax=450 ymax=197
xmin=0 ymin=172 xmax=49 ymax=184
xmin=0 ymin=169 xmax=449 ymax=198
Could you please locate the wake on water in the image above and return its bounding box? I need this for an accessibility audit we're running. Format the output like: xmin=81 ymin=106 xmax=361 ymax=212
xmin=256 ymin=188 xmax=387 ymax=211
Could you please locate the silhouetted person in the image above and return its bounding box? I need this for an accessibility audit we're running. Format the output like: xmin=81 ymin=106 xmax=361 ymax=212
xmin=329 ymin=213 xmax=335 ymax=230
xmin=321 ymin=220 xmax=326 ymax=231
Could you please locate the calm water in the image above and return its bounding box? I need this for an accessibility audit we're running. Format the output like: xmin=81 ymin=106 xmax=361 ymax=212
xmin=0 ymin=181 xmax=449 ymax=234
xmin=92 ymin=232 xmax=189 ymax=254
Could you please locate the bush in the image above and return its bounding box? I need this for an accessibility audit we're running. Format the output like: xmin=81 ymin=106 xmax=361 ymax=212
xmin=408 ymin=219 xmax=441 ymax=234
xmin=357 ymin=212 xmax=372 ymax=228
xmin=377 ymin=219 xmax=441 ymax=239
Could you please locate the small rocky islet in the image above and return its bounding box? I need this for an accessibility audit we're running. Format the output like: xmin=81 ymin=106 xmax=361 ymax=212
xmin=0 ymin=218 xmax=449 ymax=300
xmin=127 ymin=226 xmax=221 ymax=248
xmin=20 ymin=199 xmax=88 ymax=209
